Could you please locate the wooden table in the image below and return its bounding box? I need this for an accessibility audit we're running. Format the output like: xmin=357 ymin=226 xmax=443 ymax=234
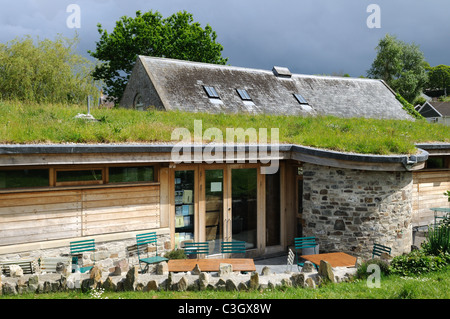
xmin=168 ymin=258 xmax=256 ymax=273
xmin=300 ymin=252 xmax=357 ymax=268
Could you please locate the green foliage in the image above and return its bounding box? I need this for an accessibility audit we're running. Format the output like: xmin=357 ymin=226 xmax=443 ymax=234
xmin=412 ymin=96 xmax=426 ymax=106
xmin=367 ymin=34 xmax=428 ymax=103
xmin=426 ymin=64 xmax=450 ymax=96
xmin=390 ymin=249 xmax=450 ymax=277
xmin=164 ymin=249 xmax=187 ymax=260
xmin=0 ymin=34 xmax=99 ymax=104
xmin=89 ymin=10 xmax=228 ymax=102
xmin=421 ymin=215 xmax=450 ymax=256
xmin=395 ymin=93 xmax=424 ymax=120
xmin=445 ymin=190 xmax=450 ymax=201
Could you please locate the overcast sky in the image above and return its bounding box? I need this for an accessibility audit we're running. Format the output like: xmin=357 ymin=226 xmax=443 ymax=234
xmin=1 ymin=0 xmax=449 ymax=77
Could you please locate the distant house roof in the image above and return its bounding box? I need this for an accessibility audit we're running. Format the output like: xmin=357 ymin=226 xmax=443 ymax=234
xmin=417 ymin=101 xmax=450 ymax=118
xmin=120 ymin=56 xmax=412 ymax=120
xmin=431 ymin=101 xmax=450 ymax=117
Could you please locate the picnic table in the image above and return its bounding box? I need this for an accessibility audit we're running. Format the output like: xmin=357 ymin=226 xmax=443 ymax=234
xmin=168 ymin=258 xmax=256 ymax=273
xmin=300 ymin=252 xmax=357 ymax=268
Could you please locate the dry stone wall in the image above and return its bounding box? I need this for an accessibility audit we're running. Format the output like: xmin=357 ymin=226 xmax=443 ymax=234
xmin=301 ymin=163 xmax=413 ymax=259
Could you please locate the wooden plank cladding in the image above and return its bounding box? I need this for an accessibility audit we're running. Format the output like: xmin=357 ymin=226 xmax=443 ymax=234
xmin=412 ymin=170 xmax=450 ymax=226
xmin=0 ymin=185 xmax=160 ymax=246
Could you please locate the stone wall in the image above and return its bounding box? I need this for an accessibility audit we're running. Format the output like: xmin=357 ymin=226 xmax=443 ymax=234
xmin=301 ymin=163 xmax=413 ymax=259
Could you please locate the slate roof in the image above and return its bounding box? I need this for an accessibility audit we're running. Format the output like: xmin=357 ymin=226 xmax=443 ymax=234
xmin=418 ymin=101 xmax=450 ymax=118
xmin=431 ymin=101 xmax=450 ymax=117
xmin=120 ymin=56 xmax=412 ymax=120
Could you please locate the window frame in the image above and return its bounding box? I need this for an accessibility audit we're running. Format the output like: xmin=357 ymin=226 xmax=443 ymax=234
xmin=294 ymin=93 xmax=309 ymax=105
xmin=203 ymin=86 xmax=220 ymax=99
xmin=108 ymin=165 xmax=155 ymax=185
xmin=0 ymin=168 xmax=50 ymax=190
xmin=236 ymin=89 xmax=252 ymax=101
xmin=0 ymin=164 xmax=159 ymax=193
xmin=55 ymin=168 xmax=105 ymax=187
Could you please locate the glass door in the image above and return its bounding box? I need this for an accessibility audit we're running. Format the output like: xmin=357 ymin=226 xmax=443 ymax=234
xmin=204 ymin=169 xmax=224 ymax=255
xmin=174 ymin=170 xmax=195 ymax=248
xmin=231 ymin=168 xmax=257 ymax=249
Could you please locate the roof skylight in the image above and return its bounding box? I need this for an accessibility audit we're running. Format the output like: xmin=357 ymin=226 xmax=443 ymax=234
xmin=294 ymin=93 xmax=308 ymax=105
xmin=237 ymin=89 xmax=252 ymax=101
xmin=203 ymin=86 xmax=220 ymax=99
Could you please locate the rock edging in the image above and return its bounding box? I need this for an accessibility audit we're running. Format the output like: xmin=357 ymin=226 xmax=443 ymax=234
xmin=1 ymin=261 xmax=357 ymax=296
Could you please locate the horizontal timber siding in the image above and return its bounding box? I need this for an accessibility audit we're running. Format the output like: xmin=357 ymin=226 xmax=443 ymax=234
xmin=412 ymin=170 xmax=450 ymax=226
xmin=0 ymin=185 xmax=160 ymax=246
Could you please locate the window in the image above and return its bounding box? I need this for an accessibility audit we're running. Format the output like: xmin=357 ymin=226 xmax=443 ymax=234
xmin=133 ymin=93 xmax=144 ymax=110
xmin=426 ymin=156 xmax=447 ymax=169
xmin=237 ymin=89 xmax=252 ymax=101
xmin=175 ymin=170 xmax=195 ymax=247
xmin=109 ymin=166 xmax=154 ymax=183
xmin=203 ymin=86 xmax=220 ymax=99
xmin=0 ymin=169 xmax=49 ymax=189
xmin=56 ymin=169 xmax=103 ymax=186
xmin=294 ymin=93 xmax=308 ymax=105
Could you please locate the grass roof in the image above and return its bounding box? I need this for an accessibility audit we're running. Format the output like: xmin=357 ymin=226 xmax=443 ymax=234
xmin=1 ymin=101 xmax=449 ymax=155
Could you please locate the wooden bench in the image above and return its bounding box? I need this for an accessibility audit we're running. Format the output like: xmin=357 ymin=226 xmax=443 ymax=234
xmin=168 ymin=258 xmax=256 ymax=273
xmin=0 ymin=259 xmax=36 ymax=276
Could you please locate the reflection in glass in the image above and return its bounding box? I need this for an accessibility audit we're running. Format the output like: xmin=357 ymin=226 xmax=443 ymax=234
xmin=205 ymin=170 xmax=224 ymax=255
xmin=174 ymin=170 xmax=195 ymax=247
xmin=232 ymin=168 xmax=257 ymax=249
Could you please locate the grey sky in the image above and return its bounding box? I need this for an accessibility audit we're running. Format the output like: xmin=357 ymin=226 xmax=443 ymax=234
xmin=0 ymin=0 xmax=449 ymax=77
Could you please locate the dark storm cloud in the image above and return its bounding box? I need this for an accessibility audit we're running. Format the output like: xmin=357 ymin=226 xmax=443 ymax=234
xmin=0 ymin=0 xmax=449 ymax=77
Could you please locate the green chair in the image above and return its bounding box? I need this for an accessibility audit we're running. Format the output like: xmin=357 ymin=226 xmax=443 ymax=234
xmin=294 ymin=236 xmax=318 ymax=270
xmin=184 ymin=242 xmax=209 ymax=259
xmin=136 ymin=232 xmax=168 ymax=273
xmin=372 ymin=243 xmax=391 ymax=259
xmin=70 ymin=239 xmax=96 ymax=273
xmin=221 ymin=241 xmax=246 ymax=255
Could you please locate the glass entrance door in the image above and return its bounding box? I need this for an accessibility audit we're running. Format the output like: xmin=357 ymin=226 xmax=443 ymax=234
xmin=231 ymin=168 xmax=257 ymax=249
xmin=174 ymin=170 xmax=195 ymax=248
xmin=204 ymin=169 xmax=224 ymax=255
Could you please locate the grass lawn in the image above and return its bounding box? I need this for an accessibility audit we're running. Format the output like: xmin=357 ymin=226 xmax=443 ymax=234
xmin=1 ymin=100 xmax=450 ymax=155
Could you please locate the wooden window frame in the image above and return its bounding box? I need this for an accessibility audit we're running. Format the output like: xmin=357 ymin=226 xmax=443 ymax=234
xmin=54 ymin=167 xmax=105 ymax=187
xmin=0 ymin=164 xmax=160 ymax=193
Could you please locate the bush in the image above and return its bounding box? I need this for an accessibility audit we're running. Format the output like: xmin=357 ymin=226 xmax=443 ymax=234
xmin=390 ymin=250 xmax=450 ymax=277
xmin=0 ymin=35 xmax=99 ymax=104
xmin=356 ymin=258 xmax=390 ymax=279
xmin=421 ymin=214 xmax=450 ymax=255
xmin=164 ymin=249 xmax=187 ymax=260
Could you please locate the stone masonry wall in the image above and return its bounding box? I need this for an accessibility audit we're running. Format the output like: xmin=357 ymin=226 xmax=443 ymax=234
xmin=301 ymin=163 xmax=413 ymax=259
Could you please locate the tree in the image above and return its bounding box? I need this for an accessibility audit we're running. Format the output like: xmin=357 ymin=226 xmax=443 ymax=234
xmin=89 ymin=10 xmax=228 ymax=102
xmin=367 ymin=34 xmax=428 ymax=103
xmin=426 ymin=64 xmax=450 ymax=96
xmin=0 ymin=34 xmax=99 ymax=104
